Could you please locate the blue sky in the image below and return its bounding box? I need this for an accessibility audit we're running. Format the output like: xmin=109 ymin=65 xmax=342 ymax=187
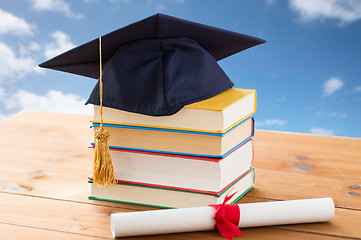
xmin=0 ymin=0 xmax=360 ymax=137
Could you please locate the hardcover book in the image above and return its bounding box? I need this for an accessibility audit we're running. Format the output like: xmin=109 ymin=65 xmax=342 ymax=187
xmin=90 ymin=139 xmax=253 ymax=192
xmin=92 ymin=88 xmax=256 ymax=133
xmin=89 ymin=168 xmax=255 ymax=209
xmin=91 ymin=117 xmax=254 ymax=158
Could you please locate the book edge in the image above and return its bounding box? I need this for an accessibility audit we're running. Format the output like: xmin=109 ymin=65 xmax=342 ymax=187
xmin=88 ymin=168 xmax=254 ymax=196
xmin=89 ymin=121 xmax=254 ymax=159
xmin=91 ymin=116 xmax=254 ymax=136
xmin=88 ymin=186 xmax=254 ymax=209
xmin=88 ymin=185 xmax=254 ymax=209
xmin=88 ymin=196 xmax=173 ymax=209
xmin=89 ymin=138 xmax=253 ymax=162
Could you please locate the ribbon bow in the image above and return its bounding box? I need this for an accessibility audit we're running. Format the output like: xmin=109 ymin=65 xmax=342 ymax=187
xmin=209 ymin=191 xmax=243 ymax=240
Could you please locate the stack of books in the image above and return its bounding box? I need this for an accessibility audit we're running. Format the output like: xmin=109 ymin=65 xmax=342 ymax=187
xmin=88 ymin=88 xmax=257 ymax=208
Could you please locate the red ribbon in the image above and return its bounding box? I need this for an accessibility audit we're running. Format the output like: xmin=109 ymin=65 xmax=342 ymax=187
xmin=209 ymin=191 xmax=243 ymax=240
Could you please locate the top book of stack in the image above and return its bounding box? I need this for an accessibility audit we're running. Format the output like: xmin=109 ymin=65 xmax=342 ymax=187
xmin=92 ymin=88 xmax=256 ymax=133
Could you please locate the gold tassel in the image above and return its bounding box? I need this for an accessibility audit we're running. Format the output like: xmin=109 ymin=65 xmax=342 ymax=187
xmin=93 ymin=36 xmax=116 ymax=187
xmin=93 ymin=127 xmax=115 ymax=187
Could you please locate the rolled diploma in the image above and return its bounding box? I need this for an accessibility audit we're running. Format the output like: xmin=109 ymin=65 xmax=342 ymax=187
xmin=111 ymin=198 xmax=334 ymax=238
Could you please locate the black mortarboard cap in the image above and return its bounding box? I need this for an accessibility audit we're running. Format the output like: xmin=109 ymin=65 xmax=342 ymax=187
xmin=39 ymin=13 xmax=265 ymax=116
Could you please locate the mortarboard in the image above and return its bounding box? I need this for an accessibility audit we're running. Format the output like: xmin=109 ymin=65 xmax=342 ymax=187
xmin=39 ymin=13 xmax=265 ymax=116
xmin=39 ymin=13 xmax=265 ymax=187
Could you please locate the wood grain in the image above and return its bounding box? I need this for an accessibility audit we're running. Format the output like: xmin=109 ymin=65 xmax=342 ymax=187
xmin=0 ymin=222 xmax=108 ymax=240
xmin=0 ymin=111 xmax=360 ymax=239
xmin=0 ymin=222 xmax=348 ymax=240
xmin=0 ymin=110 xmax=93 ymax=176
xmin=0 ymin=192 xmax=359 ymax=239
xmin=254 ymin=130 xmax=361 ymax=182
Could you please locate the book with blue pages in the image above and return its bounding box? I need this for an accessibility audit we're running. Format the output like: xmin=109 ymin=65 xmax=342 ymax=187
xmin=91 ymin=117 xmax=254 ymax=158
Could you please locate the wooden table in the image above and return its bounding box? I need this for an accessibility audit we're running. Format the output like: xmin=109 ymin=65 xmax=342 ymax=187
xmin=1 ymin=111 xmax=360 ymax=239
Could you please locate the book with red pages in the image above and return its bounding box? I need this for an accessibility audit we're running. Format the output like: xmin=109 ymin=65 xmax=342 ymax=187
xmin=88 ymin=168 xmax=255 ymax=209
xmin=90 ymin=139 xmax=253 ymax=192
xmin=91 ymin=117 xmax=254 ymax=158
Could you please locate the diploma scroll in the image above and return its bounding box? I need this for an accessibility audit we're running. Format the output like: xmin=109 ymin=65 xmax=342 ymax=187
xmin=111 ymin=198 xmax=334 ymax=238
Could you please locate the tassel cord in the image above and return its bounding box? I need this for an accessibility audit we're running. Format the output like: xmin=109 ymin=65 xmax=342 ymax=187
xmin=92 ymin=36 xmax=116 ymax=187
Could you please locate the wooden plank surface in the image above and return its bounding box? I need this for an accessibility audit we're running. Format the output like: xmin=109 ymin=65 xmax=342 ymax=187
xmin=0 ymin=222 xmax=347 ymax=240
xmin=1 ymin=110 xmax=360 ymax=239
xmin=0 ymin=192 xmax=360 ymax=239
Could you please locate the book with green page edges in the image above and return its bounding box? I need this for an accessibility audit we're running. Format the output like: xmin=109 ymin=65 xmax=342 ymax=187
xmin=88 ymin=168 xmax=255 ymax=209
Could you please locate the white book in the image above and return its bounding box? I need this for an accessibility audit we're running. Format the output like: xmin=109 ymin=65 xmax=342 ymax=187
xmin=89 ymin=168 xmax=255 ymax=209
xmin=90 ymin=139 xmax=254 ymax=193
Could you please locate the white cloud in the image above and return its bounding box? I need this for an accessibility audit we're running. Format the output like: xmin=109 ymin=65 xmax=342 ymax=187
xmin=28 ymin=41 xmax=41 ymax=51
xmin=330 ymin=112 xmax=347 ymax=118
xmin=322 ymin=77 xmax=344 ymax=96
xmin=84 ymin=0 xmax=129 ymax=4
xmin=0 ymin=87 xmax=5 ymax=102
xmin=257 ymin=119 xmax=286 ymax=126
xmin=19 ymin=41 xmax=42 ymax=57
xmin=289 ymin=0 xmax=361 ymax=25
xmin=30 ymin=0 xmax=84 ymax=19
xmin=0 ymin=113 xmax=11 ymax=122
xmin=4 ymin=89 xmax=92 ymax=115
xmin=109 ymin=0 xmax=130 ymax=3
xmin=0 ymin=87 xmax=10 ymax=122
xmin=316 ymin=111 xmax=347 ymax=118
xmin=0 ymin=42 xmax=39 ymax=82
xmin=0 ymin=8 xmax=35 ymax=36
xmin=265 ymin=0 xmax=276 ymax=6
xmin=0 ymin=87 xmax=12 ymax=121
xmin=276 ymin=96 xmax=286 ymax=102
xmin=156 ymin=4 xmax=166 ymax=11
xmin=355 ymin=86 xmax=361 ymax=92
xmin=44 ymin=31 xmax=75 ymax=59
xmin=310 ymin=127 xmax=335 ymax=136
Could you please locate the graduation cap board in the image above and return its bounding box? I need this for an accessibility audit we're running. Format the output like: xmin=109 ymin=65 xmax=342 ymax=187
xmin=39 ymin=13 xmax=265 ymax=187
xmin=39 ymin=13 xmax=265 ymax=116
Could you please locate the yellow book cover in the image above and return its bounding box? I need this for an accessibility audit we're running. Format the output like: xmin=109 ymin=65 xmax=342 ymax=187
xmin=185 ymin=88 xmax=256 ymax=111
xmin=93 ymin=88 xmax=256 ymax=133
